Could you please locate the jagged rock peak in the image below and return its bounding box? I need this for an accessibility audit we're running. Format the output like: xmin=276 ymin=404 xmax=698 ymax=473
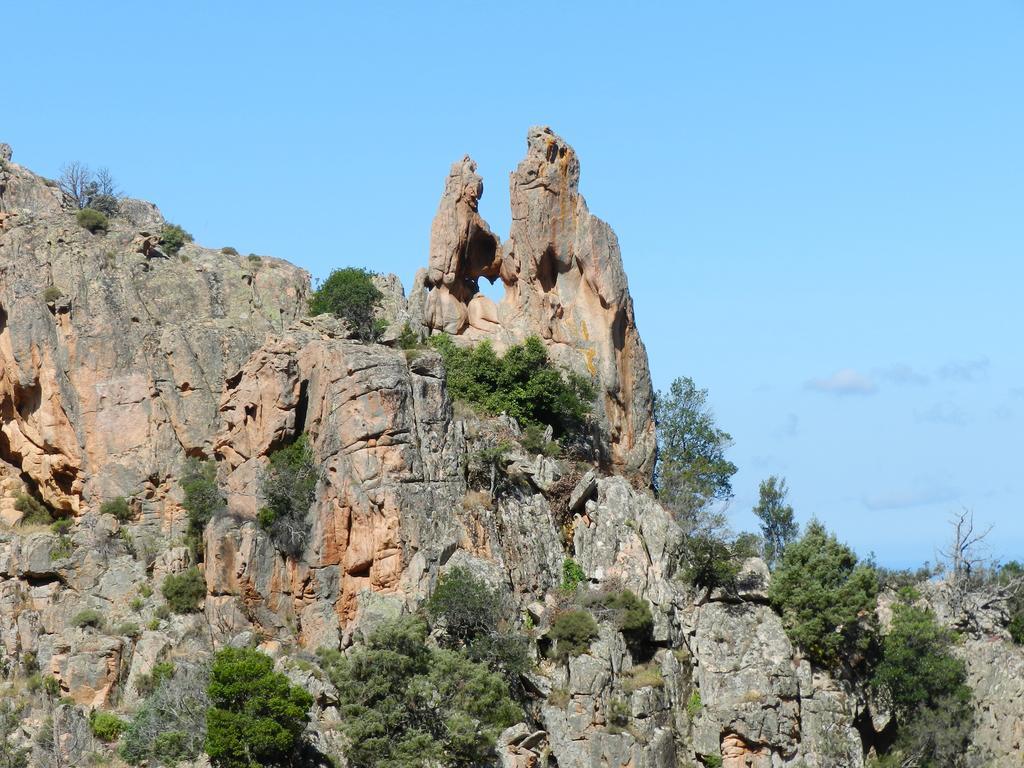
xmin=414 ymin=126 xmax=656 ymax=482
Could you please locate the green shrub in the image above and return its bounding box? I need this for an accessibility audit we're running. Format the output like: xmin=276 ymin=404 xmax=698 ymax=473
xmin=426 ymin=567 xmax=530 ymax=678
xmin=308 ymin=267 xmax=384 ymax=342
xmin=206 ymin=647 xmax=313 ymax=768
xmin=72 ymin=609 xmax=104 ymax=629
xmin=181 ymin=458 xmax=225 ymax=555
xmin=115 ymin=622 xmax=141 ymax=638
xmin=704 ymin=755 xmax=723 ymax=768
xmin=686 ymin=689 xmax=702 ymax=718
xmin=679 ymin=533 xmax=744 ymax=592
xmin=318 ymin=615 xmax=521 ymax=768
xmin=100 ymin=496 xmax=132 ymax=522
xmin=15 ymin=493 xmax=52 ymax=525
xmin=89 ymin=711 xmax=127 ymax=742
xmin=50 ymin=518 xmax=73 ymax=535
xmin=162 ymin=568 xmax=206 ymax=614
xmin=872 ymin=605 xmax=970 ymax=720
xmin=50 ymin=537 xmax=73 ymax=560
xmin=769 ymin=521 xmax=879 ymax=669
xmin=129 ymin=596 xmax=144 ymax=612
xmin=396 ymin=322 xmax=421 ymax=350
xmin=430 ymin=334 xmax=594 ymax=438
xmin=135 ymin=661 xmax=175 ymax=697
xmin=258 ymin=435 xmax=317 ymax=556
xmin=160 ymin=223 xmax=193 ymax=256
xmin=871 ymin=605 xmax=973 ymax=767
xmin=220 ymin=247 xmax=239 ymax=255
xmin=561 ymin=557 xmax=586 ymax=592
xmin=588 ymin=589 xmax=653 ymax=648
xmin=76 ymin=208 xmax=108 ymax=234
xmin=549 ymin=610 xmax=599 ymax=659
xmin=139 ymin=583 xmax=153 ymax=598
xmin=256 ymin=436 xmax=315 ymax=557
xmin=521 ymin=424 xmax=560 ymax=457
xmin=41 ymin=286 xmax=63 ymax=304
xmin=121 ymin=661 xmax=208 ymax=765
xmin=999 ymin=561 xmax=1024 ymax=644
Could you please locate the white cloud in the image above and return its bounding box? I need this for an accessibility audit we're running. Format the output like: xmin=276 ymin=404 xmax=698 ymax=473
xmin=876 ymin=363 xmax=929 ymax=386
xmin=863 ymin=480 xmax=959 ymax=511
xmin=936 ymin=356 xmax=990 ymax=382
xmin=915 ymin=401 xmax=967 ymax=426
xmin=806 ymin=368 xmax=877 ymax=395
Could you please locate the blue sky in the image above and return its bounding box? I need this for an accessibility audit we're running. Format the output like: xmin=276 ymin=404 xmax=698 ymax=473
xmin=5 ymin=2 xmax=1022 ymax=567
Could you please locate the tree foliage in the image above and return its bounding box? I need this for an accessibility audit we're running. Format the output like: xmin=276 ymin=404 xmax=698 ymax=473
xmin=75 ymin=207 xmax=109 ymax=234
xmin=430 ymin=334 xmax=594 ymax=438
xmin=181 ymin=458 xmax=225 ymax=556
xmin=549 ymin=610 xmax=599 ymax=660
xmin=654 ymin=376 xmax=737 ymax=526
xmin=308 ymin=267 xmax=385 ymax=342
xmin=121 ymin=662 xmax=209 ymax=767
xmin=258 ymin=435 xmax=318 ymax=557
xmin=753 ymin=475 xmax=798 ymax=570
xmin=768 ymin=521 xmax=879 ymax=669
xmin=59 ymin=162 xmax=120 ymax=214
xmin=160 ymin=223 xmax=193 ymax=256
xmin=205 ymin=648 xmax=313 ymax=768
xmin=426 ymin=567 xmax=529 ymax=678
xmin=871 ymin=604 xmax=973 ymax=767
xmin=161 ymin=568 xmax=206 ymax=614
xmin=100 ymin=496 xmax=132 ymax=522
xmin=319 ymin=615 xmax=521 ymax=768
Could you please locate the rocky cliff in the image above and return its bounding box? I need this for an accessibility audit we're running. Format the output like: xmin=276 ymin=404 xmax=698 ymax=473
xmin=0 ymin=133 xmax=1021 ymax=768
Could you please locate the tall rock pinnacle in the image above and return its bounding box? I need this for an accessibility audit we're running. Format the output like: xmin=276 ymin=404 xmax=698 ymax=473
xmin=414 ymin=127 xmax=656 ymax=481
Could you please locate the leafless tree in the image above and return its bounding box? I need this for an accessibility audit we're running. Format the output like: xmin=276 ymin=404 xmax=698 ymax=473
xmin=57 ymin=162 xmax=92 ymax=209
xmin=938 ymin=508 xmax=1023 ymax=632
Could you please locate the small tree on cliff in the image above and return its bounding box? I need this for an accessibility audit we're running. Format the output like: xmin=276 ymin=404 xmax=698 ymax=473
xmin=205 ymin=648 xmax=312 ymax=768
xmin=308 ymin=267 xmax=384 ymax=342
xmin=654 ymin=376 xmax=737 ymax=531
xmin=753 ymin=475 xmax=799 ymax=570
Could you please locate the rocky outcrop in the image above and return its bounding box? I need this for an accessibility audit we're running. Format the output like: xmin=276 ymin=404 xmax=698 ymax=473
xmin=1 ymin=136 xmax=1023 ymax=768
xmin=413 ymin=127 xmax=656 ymax=481
xmin=0 ymin=148 xmax=309 ymax=518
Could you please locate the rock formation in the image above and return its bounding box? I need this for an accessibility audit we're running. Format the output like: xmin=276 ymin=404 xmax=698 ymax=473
xmin=0 ymin=137 xmax=1021 ymax=768
xmin=412 ymin=127 xmax=656 ymax=482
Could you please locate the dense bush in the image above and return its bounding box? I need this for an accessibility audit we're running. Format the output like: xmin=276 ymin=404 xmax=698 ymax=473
xmin=549 ymin=610 xmax=599 ymax=660
xmin=15 ymin=493 xmax=52 ymax=525
xmin=258 ymin=435 xmax=317 ymax=556
xmin=41 ymin=286 xmax=63 ymax=304
xmin=90 ymin=710 xmax=127 ymax=742
xmin=71 ymin=609 xmax=104 ymax=629
xmin=872 ymin=605 xmax=970 ymax=720
xmin=120 ymin=662 xmax=209 ymax=766
xmin=769 ymin=521 xmax=879 ymax=669
xmin=205 ymin=647 xmax=313 ymax=768
xmin=561 ymin=557 xmax=586 ymax=592
xmin=135 ymin=661 xmax=175 ymax=697
xmin=181 ymin=458 xmax=225 ymax=555
xmin=586 ymin=588 xmax=654 ymax=648
xmin=160 ymin=223 xmax=193 ymax=256
xmin=319 ymin=615 xmax=521 ymax=768
xmin=75 ymin=207 xmax=109 ymax=233
xmin=679 ymin=533 xmax=745 ymax=592
xmin=871 ymin=604 xmax=973 ymax=767
xmin=430 ymin=334 xmax=594 ymax=438
xmin=100 ymin=496 xmax=132 ymax=522
xmin=308 ymin=267 xmax=384 ymax=342
xmin=161 ymin=568 xmax=206 ymax=614
xmin=999 ymin=561 xmax=1024 ymax=644
xmin=426 ymin=567 xmax=530 ymax=678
